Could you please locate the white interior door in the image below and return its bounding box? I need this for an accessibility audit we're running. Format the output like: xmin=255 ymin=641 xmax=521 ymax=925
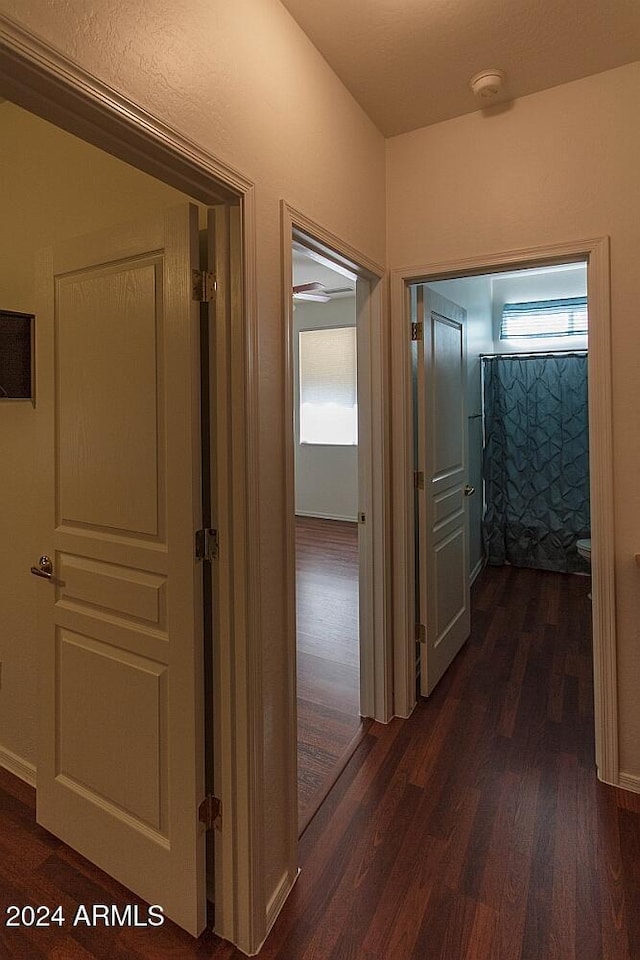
xmin=415 ymin=286 xmax=470 ymax=696
xmin=33 ymin=203 xmax=208 ymax=935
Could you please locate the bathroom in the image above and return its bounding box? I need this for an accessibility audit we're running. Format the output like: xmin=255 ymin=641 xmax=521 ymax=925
xmin=426 ymin=260 xmax=591 ymax=588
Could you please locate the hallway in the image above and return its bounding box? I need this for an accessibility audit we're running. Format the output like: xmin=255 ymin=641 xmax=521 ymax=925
xmin=2 ymin=565 xmax=640 ymax=959
xmin=267 ymin=564 xmax=640 ymax=960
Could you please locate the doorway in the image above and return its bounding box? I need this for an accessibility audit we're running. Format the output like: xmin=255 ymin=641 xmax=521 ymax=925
xmin=281 ymin=207 xmax=390 ymax=840
xmin=0 ymin=78 xmax=248 ymax=938
xmin=292 ymin=242 xmax=363 ymax=831
xmin=391 ymin=238 xmax=618 ymax=785
xmin=411 ymin=262 xmax=591 ymax=700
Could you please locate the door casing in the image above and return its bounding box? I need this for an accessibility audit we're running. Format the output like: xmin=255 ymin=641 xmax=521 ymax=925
xmin=390 ymin=238 xmax=618 ymax=789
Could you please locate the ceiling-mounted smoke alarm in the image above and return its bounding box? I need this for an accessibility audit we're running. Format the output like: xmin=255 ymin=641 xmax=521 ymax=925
xmin=470 ymin=69 xmax=506 ymax=99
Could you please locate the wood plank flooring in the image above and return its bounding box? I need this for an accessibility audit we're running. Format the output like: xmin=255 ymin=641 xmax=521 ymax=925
xmin=295 ymin=517 xmax=363 ymax=831
xmin=2 ymin=564 xmax=640 ymax=959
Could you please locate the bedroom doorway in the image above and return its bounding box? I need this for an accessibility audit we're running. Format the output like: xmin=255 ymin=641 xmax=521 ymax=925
xmin=282 ymin=208 xmax=389 ymax=835
xmin=292 ymin=241 xmax=364 ymax=831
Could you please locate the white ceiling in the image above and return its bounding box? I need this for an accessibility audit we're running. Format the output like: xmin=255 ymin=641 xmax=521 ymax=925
xmin=292 ymin=248 xmax=356 ymax=295
xmin=280 ymin=0 xmax=640 ymax=136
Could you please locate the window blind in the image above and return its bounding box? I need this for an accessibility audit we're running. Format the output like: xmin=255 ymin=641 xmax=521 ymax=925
xmin=299 ymin=326 xmax=357 ymax=445
xmin=500 ymin=297 xmax=588 ymax=340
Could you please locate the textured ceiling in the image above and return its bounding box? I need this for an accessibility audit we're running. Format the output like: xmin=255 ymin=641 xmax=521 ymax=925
xmin=280 ymin=0 xmax=640 ymax=136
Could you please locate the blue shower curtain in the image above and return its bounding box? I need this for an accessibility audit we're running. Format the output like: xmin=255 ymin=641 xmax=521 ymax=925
xmin=482 ymin=354 xmax=590 ymax=573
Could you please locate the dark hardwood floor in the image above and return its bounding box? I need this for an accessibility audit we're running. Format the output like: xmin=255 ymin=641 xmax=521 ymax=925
xmin=3 ymin=564 xmax=640 ymax=959
xmin=295 ymin=516 xmax=363 ymax=831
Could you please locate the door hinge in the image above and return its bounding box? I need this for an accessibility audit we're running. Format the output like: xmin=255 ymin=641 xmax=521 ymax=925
xmin=414 ymin=470 xmax=425 ymax=490
xmin=358 ymin=512 xmax=366 ymax=524
xmin=192 ymin=269 xmax=217 ymax=303
xmin=415 ymin=623 xmax=426 ymax=643
xmin=198 ymin=794 xmax=221 ymax=830
xmin=195 ymin=528 xmax=219 ymax=561
xmin=411 ymin=321 xmax=423 ymax=341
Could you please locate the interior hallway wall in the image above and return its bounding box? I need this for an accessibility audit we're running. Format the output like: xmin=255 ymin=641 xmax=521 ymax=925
xmin=387 ymin=61 xmax=640 ymax=779
xmin=0 ymin=100 xmax=192 ymax=772
xmin=1 ymin=0 xmax=387 ymax=918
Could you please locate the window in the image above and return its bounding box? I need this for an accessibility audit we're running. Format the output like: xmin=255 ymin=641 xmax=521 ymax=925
xmin=299 ymin=326 xmax=357 ymax=445
xmin=500 ymin=297 xmax=588 ymax=340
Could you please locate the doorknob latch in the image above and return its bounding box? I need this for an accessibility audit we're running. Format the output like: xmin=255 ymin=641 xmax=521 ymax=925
xmin=30 ymin=555 xmax=53 ymax=579
xmin=464 ymin=484 xmax=476 ymax=497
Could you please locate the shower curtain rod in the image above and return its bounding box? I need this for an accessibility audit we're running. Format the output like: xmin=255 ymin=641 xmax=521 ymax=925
xmin=480 ymin=349 xmax=588 ymax=360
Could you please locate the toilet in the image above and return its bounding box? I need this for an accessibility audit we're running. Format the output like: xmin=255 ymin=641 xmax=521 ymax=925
xmin=576 ymin=538 xmax=591 ymax=564
xmin=576 ymin=538 xmax=592 ymax=599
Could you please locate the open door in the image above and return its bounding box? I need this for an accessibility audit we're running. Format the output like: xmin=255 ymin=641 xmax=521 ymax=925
xmin=33 ymin=203 xmax=208 ymax=935
xmin=415 ymin=286 xmax=471 ymax=696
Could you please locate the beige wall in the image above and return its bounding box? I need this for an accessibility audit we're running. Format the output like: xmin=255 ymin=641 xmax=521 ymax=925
xmin=1 ymin=0 xmax=386 ymax=914
xmin=387 ymin=61 xmax=640 ymax=777
xmin=0 ymin=100 xmax=193 ymax=770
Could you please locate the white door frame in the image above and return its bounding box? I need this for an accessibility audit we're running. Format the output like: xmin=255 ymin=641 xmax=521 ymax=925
xmin=1 ymin=15 xmax=263 ymax=954
xmin=390 ymin=237 xmax=619 ymax=787
xmin=280 ymin=203 xmax=391 ymax=850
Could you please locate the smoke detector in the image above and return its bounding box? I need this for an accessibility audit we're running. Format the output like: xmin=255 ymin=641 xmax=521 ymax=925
xmin=470 ymin=69 xmax=506 ymax=100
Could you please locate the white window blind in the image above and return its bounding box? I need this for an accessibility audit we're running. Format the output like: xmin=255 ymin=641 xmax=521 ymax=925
xmin=500 ymin=297 xmax=588 ymax=339
xmin=299 ymin=326 xmax=358 ymax=445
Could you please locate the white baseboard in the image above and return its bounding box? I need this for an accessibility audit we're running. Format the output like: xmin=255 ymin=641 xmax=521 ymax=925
xmin=295 ymin=510 xmax=357 ymax=523
xmin=0 ymin=744 xmax=36 ymax=787
xmin=470 ymin=556 xmax=486 ymax=586
xmin=617 ymin=771 xmax=640 ymax=794
xmin=256 ymin=868 xmax=299 ymax=955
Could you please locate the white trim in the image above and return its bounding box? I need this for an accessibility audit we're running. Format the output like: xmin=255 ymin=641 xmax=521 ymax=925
xmin=390 ymin=237 xmax=618 ymax=784
xmin=470 ymin=557 xmax=486 ymax=586
xmin=295 ymin=511 xmax=358 ymax=523
xmin=0 ymin=15 xmax=244 ymax=202
xmin=390 ymin=273 xmax=416 ymax=719
xmin=0 ymin=746 xmax=37 ymax=788
xmin=258 ymin=868 xmax=300 ymax=955
xmin=0 ymin=16 xmax=265 ymax=955
xmin=617 ymin=772 xmax=640 ymax=795
xmin=280 ymin=217 xmax=304 ymax=885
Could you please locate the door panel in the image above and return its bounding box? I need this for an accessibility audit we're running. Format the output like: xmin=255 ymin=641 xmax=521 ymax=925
xmin=35 ymin=203 xmax=207 ymax=935
xmin=57 ymin=630 xmax=167 ymax=831
xmin=56 ymin=260 xmax=162 ymax=535
xmin=416 ymin=287 xmax=470 ymax=696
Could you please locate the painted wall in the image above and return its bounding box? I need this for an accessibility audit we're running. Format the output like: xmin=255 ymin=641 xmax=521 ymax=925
xmin=294 ymin=299 xmax=358 ymax=521
xmin=1 ymin=0 xmax=387 ymax=921
xmin=0 ymin=100 xmax=193 ymax=772
xmin=427 ymin=276 xmax=493 ymax=579
xmin=387 ymin=61 xmax=640 ymax=779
